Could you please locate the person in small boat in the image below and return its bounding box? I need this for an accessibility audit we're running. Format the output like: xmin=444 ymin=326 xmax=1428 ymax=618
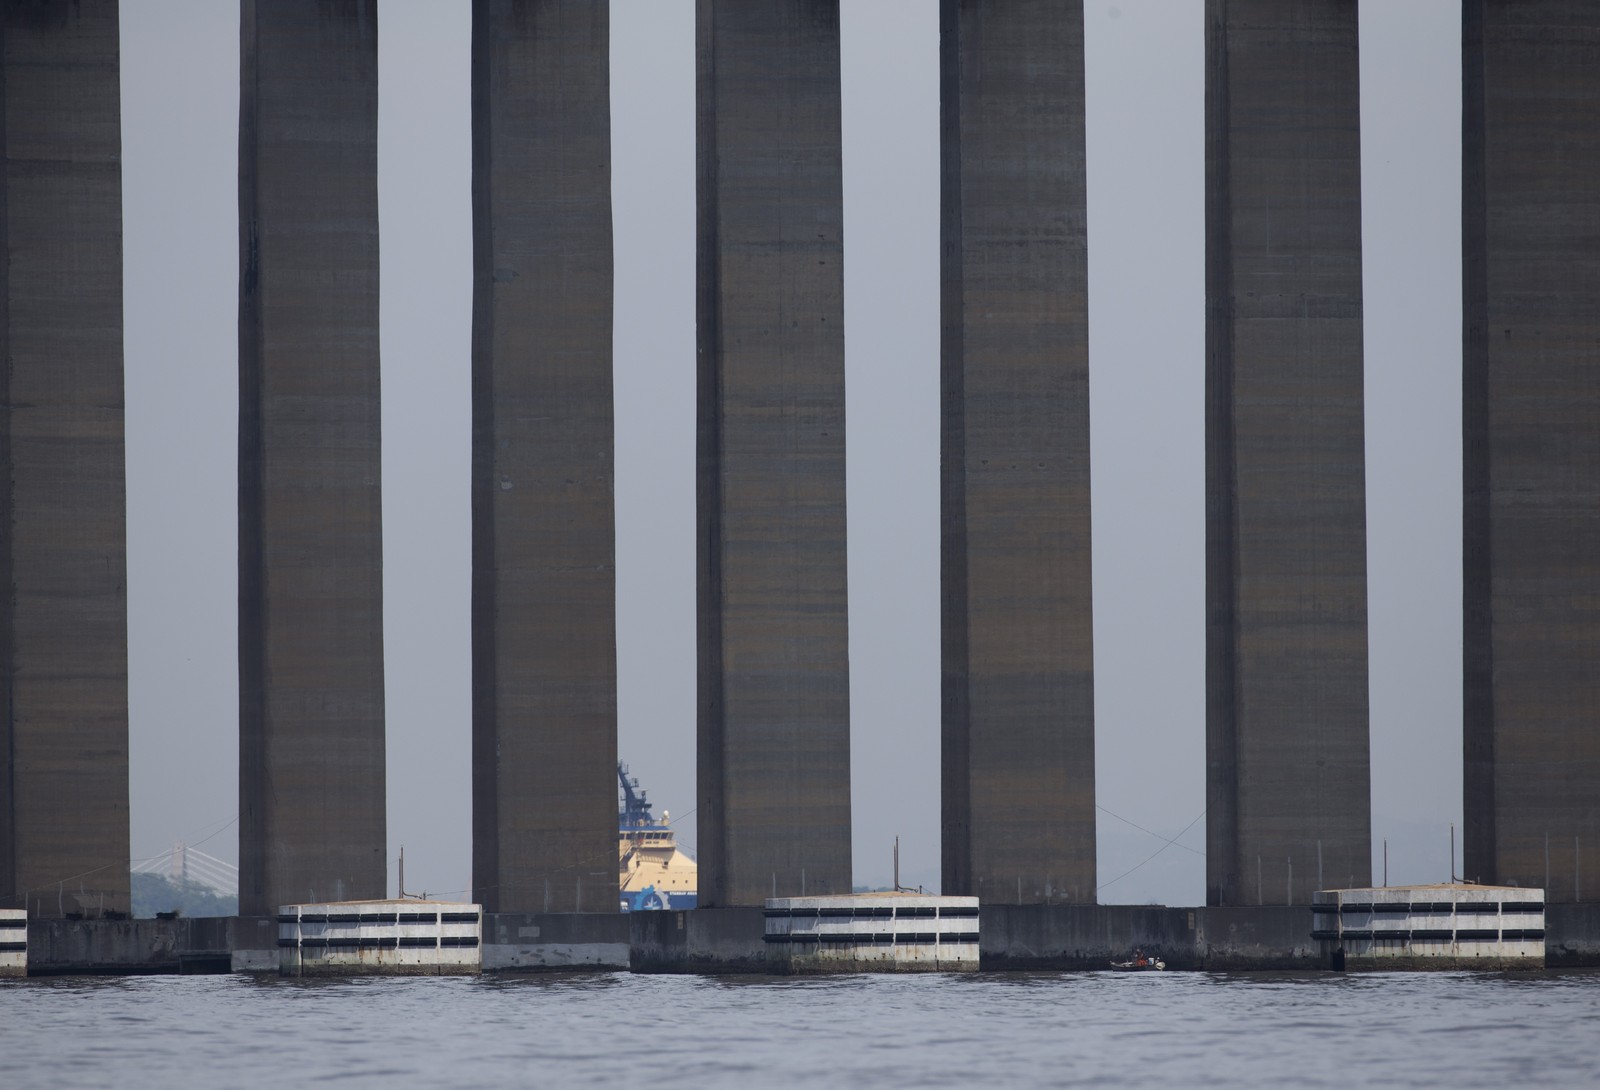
xmin=1133 ymin=948 xmax=1147 ymax=967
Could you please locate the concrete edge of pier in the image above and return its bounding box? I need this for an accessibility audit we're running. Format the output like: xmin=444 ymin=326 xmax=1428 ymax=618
xmin=11 ymin=905 xmax=1600 ymax=976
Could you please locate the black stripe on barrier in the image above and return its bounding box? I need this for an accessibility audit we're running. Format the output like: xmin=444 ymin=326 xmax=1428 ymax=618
xmin=0 ymin=941 xmax=27 ymax=952
xmin=440 ymin=936 xmax=479 ymax=948
xmin=399 ymin=936 xmax=437 ymax=948
xmin=940 ymin=907 xmax=980 ymax=918
xmin=299 ymin=914 xmax=329 ymax=923
xmin=326 ymin=914 xmax=361 ymax=924
xmin=1501 ymin=903 xmax=1545 ymax=914
xmin=440 ymin=913 xmax=480 ymax=923
xmin=940 ymin=932 xmax=980 ymax=943
xmin=1410 ymin=929 xmax=1453 ymax=941
xmin=1456 ymin=929 xmax=1499 ymax=941
xmin=0 ymin=919 xmax=27 ymax=929
xmin=1502 ymin=929 xmax=1545 ymax=940
xmin=397 ymin=913 xmax=438 ymax=924
xmin=361 ymin=914 xmax=399 ymax=924
xmin=897 ymin=907 xmax=937 ymax=918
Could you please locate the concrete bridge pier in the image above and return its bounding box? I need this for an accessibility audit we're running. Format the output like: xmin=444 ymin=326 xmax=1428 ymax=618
xmin=1462 ymin=1 xmax=1600 ymax=902
xmin=1204 ymin=0 xmax=1371 ymax=906
xmin=237 ymin=0 xmax=386 ymax=917
xmin=0 ymin=0 xmax=131 ymax=919
xmin=696 ymin=0 xmax=853 ymax=906
xmin=939 ymin=0 xmax=1097 ymax=905
xmin=469 ymin=0 xmax=619 ymax=915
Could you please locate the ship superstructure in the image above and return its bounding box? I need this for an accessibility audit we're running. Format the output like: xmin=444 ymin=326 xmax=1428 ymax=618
xmin=618 ymin=763 xmax=698 ymax=911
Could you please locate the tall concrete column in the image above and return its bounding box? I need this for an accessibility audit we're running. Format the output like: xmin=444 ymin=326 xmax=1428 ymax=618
xmin=1205 ymin=0 xmax=1370 ymax=906
xmin=238 ymin=0 xmax=385 ymax=916
xmin=697 ymin=0 xmax=852 ymax=906
xmin=1463 ymin=2 xmax=1600 ymax=903
xmin=940 ymin=0 xmax=1096 ymax=905
xmin=470 ymin=0 xmax=617 ymax=915
xmin=0 ymin=0 xmax=130 ymax=919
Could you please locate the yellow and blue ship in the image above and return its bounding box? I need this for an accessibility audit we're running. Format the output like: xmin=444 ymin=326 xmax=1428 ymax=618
xmin=618 ymin=763 xmax=698 ymax=912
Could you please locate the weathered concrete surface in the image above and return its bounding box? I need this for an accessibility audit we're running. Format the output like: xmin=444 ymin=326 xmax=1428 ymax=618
xmin=1547 ymin=904 xmax=1600 ymax=968
xmin=981 ymin=905 xmax=1195 ymax=970
xmin=982 ymin=905 xmax=1316 ymax=971
xmin=630 ymin=906 xmax=769 ymax=974
xmin=939 ymin=0 xmax=1095 ymax=906
xmin=230 ymin=915 xmax=278 ymax=973
xmin=1462 ymin=3 xmax=1600 ymax=904
xmin=696 ymin=1 xmax=851 ymax=906
xmin=469 ymin=0 xmax=618 ymax=917
xmin=237 ymin=0 xmax=385 ymax=917
xmin=1204 ymin=0 xmax=1371 ymax=906
xmin=1194 ymin=906 xmax=1321 ymax=970
xmin=482 ymin=911 xmax=629 ymax=972
xmin=27 ymin=917 xmax=233 ymax=976
xmin=0 ymin=0 xmax=130 ymax=920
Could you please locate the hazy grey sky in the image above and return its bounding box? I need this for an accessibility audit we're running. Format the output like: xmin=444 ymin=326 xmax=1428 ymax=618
xmin=120 ymin=0 xmax=1462 ymax=905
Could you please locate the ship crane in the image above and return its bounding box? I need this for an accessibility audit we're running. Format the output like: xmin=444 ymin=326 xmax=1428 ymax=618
xmin=616 ymin=761 xmax=698 ymax=912
xmin=617 ymin=761 xmax=654 ymax=831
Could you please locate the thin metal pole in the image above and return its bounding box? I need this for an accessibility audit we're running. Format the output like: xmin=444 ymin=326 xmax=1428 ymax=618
xmin=893 ymin=836 xmax=900 ymax=892
xmin=1383 ymin=839 xmax=1388 ymax=887
xmin=1450 ymin=823 xmax=1456 ymax=883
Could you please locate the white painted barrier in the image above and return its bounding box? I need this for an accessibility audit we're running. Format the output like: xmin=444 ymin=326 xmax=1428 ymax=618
xmin=1 ymin=908 xmax=25 ymax=977
xmin=278 ymin=900 xmax=482 ymax=976
xmin=1312 ymin=885 xmax=1544 ymax=968
xmin=764 ymin=895 xmax=980 ymax=972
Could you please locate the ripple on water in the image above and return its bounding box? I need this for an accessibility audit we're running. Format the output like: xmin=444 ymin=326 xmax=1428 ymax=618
xmin=3 ymin=969 xmax=1600 ymax=1089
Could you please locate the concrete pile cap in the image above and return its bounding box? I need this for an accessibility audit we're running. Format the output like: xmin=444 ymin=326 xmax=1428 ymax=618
xmin=278 ymin=899 xmax=480 ymax=911
xmin=1315 ymin=884 xmax=1541 ymax=895
xmin=766 ymin=893 xmax=978 ymax=908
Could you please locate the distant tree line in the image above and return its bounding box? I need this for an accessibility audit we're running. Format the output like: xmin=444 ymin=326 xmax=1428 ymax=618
xmin=131 ymin=873 xmax=238 ymax=918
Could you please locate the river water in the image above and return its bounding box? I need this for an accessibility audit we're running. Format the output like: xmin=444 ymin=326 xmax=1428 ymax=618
xmin=4 ymin=970 xmax=1598 ymax=1088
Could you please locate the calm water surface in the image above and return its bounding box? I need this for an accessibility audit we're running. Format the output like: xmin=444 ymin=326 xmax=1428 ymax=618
xmin=3 ymin=970 xmax=1597 ymax=1088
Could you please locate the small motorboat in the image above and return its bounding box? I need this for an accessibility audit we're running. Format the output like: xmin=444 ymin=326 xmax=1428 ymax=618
xmin=1110 ymin=951 xmax=1166 ymax=971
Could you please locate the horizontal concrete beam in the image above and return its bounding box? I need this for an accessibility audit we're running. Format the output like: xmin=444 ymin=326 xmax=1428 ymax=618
xmin=26 ymin=918 xmax=234 ymax=976
xmin=25 ymin=906 xmax=1600 ymax=974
